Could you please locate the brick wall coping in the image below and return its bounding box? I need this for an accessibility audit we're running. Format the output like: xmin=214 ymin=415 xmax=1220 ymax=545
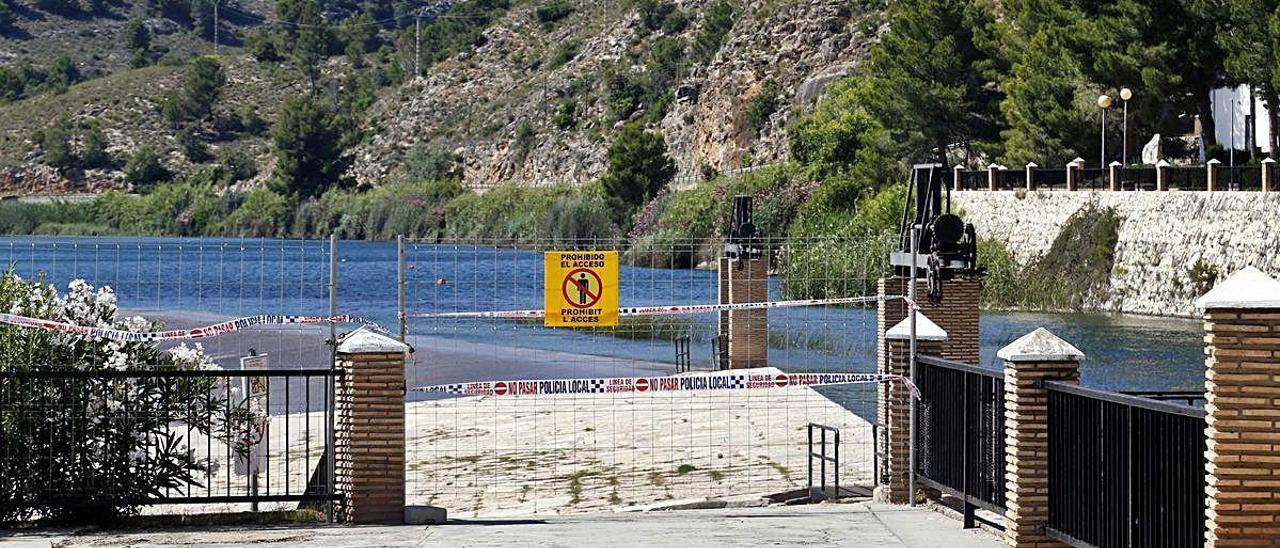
xmin=1193 ymin=266 xmax=1280 ymax=309
xmin=337 ymin=327 xmax=411 ymax=354
xmin=885 ymin=311 xmax=948 ymax=341
xmin=996 ymin=327 xmax=1084 ymax=362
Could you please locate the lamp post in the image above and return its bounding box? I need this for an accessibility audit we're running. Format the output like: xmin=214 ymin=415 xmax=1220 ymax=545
xmin=1230 ymin=96 xmax=1237 ymax=167
xmin=1120 ymin=88 xmax=1132 ymax=166
xmin=1098 ymin=94 xmax=1113 ymax=168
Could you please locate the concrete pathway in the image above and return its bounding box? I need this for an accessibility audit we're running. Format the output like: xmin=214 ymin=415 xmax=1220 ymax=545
xmin=2 ymin=503 xmax=1000 ymax=547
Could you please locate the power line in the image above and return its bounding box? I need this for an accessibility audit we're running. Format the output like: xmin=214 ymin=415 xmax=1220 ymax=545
xmin=214 ymin=2 xmax=491 ymax=30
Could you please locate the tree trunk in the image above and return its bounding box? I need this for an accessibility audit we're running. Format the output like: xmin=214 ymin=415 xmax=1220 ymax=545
xmin=1200 ymin=93 xmax=1216 ymax=148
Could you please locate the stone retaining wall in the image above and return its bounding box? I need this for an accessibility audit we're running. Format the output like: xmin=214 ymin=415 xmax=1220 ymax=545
xmin=952 ymin=191 xmax=1280 ymax=316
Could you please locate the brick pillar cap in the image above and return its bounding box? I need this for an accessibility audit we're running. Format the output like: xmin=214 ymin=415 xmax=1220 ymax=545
xmin=337 ymin=326 xmax=411 ymax=354
xmin=885 ymin=311 xmax=948 ymax=341
xmin=1206 ymin=158 xmax=1221 ymax=165
xmin=1156 ymin=159 xmax=1170 ymax=167
xmin=1263 ymin=158 xmax=1276 ymax=164
xmin=1193 ymin=266 xmax=1280 ymax=310
xmin=996 ymin=327 xmax=1083 ymax=362
xmin=1109 ymin=161 xmax=1122 ymax=167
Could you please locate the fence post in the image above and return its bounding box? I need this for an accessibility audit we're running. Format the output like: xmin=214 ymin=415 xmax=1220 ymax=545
xmin=1207 ymin=158 xmax=1221 ymax=192
xmin=1025 ymin=162 xmax=1037 ymax=191
xmin=875 ymin=311 xmax=947 ymax=505
xmin=1109 ymin=161 xmax=1121 ymax=191
xmin=335 ymin=327 xmax=411 ymax=524
xmin=1262 ymin=158 xmax=1275 ymax=192
xmin=1193 ymin=267 xmax=1280 ymax=546
xmin=397 ymin=235 xmax=407 ymax=342
xmin=1066 ymin=158 xmax=1083 ymax=191
xmin=999 ymin=328 xmax=1082 ymax=548
xmin=877 ymin=276 xmax=980 ymax=379
xmin=1156 ymin=160 xmax=1170 ymax=191
xmin=954 ymin=164 xmax=964 ymax=191
xmin=987 ymin=163 xmax=1000 ymax=191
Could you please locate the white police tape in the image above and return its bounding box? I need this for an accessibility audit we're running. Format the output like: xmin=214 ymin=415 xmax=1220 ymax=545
xmin=413 ymin=371 xmax=920 ymax=399
xmin=0 ymin=313 xmax=384 ymax=343
xmin=407 ymin=295 xmax=907 ymax=320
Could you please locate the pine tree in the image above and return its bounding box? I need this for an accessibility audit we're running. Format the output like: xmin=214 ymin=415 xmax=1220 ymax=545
xmin=599 ymin=123 xmax=675 ymax=222
xmin=272 ymin=93 xmax=347 ymax=198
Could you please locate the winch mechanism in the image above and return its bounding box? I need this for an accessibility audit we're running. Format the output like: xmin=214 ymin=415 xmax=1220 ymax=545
xmin=890 ymin=164 xmax=983 ymax=301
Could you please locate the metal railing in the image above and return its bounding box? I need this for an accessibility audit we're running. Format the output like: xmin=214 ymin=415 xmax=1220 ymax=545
xmin=1119 ymin=389 xmax=1205 ymax=407
xmin=1217 ymin=166 xmax=1262 ymax=191
xmin=994 ymin=169 xmax=1021 ymax=190
xmin=1165 ymin=166 xmax=1207 ymax=191
xmin=808 ymin=423 xmax=841 ymax=502
xmin=915 ymin=355 xmax=1006 ymax=528
xmin=0 ymin=368 xmax=339 ymax=513
xmin=1045 ymin=382 xmax=1207 ymax=548
xmin=1116 ymin=167 xmax=1157 ymax=191
xmin=1032 ymin=168 xmax=1068 ymax=190
xmin=957 ymin=170 xmax=987 ymax=190
xmin=1076 ymin=168 xmax=1108 ymax=190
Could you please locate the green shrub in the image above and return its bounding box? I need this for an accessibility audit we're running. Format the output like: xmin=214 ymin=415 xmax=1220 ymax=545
xmin=780 ymin=184 xmax=905 ymax=298
xmin=400 ymin=143 xmax=463 ymax=183
xmin=745 ymin=80 xmax=780 ymax=133
xmin=534 ymin=0 xmax=574 ymax=23
xmin=549 ymin=39 xmax=581 ymax=68
xmin=222 ymin=188 xmax=290 ymax=237
xmin=0 ymin=274 xmax=248 ymax=523
xmin=552 ymin=98 xmax=578 ymax=129
xmin=123 ymin=147 xmax=171 ymax=190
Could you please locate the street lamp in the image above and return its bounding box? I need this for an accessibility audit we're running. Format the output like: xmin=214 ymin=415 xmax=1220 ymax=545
xmin=1098 ymin=94 xmax=1113 ymax=168
xmin=1119 ymin=88 xmax=1132 ymax=166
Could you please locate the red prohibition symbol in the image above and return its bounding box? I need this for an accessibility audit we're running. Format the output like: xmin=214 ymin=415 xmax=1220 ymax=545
xmin=562 ymin=268 xmax=604 ymax=308
xmin=636 ymin=377 xmax=650 ymax=392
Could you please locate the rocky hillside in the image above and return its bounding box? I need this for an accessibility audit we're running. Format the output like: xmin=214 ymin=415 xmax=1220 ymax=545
xmin=0 ymin=0 xmax=876 ymax=193
xmin=353 ymin=0 xmax=873 ymax=188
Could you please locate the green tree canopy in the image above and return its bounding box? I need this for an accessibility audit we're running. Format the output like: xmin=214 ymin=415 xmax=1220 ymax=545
xmin=599 ymin=124 xmax=675 ymax=222
xmin=272 ymin=93 xmax=347 ymax=198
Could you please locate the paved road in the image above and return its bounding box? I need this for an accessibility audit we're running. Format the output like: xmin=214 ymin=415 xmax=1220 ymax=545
xmin=2 ymin=503 xmax=1000 ymax=547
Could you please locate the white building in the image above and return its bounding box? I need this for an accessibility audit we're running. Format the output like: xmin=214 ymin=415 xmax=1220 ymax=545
xmin=1210 ymin=85 xmax=1272 ymax=153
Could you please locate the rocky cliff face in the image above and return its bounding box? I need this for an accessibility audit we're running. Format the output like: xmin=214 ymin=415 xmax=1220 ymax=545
xmin=351 ymin=0 xmax=872 ymax=188
xmin=953 ymin=191 xmax=1280 ymax=317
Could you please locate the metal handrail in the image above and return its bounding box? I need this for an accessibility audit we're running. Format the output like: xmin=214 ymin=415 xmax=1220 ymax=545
xmin=916 ymin=354 xmax=1002 ymax=379
xmin=1045 ymin=381 xmax=1206 ymax=418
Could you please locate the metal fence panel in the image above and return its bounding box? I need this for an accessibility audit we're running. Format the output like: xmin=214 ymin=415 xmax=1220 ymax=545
xmin=1046 ymin=382 xmax=1207 ymax=548
xmin=915 ymin=355 xmax=1006 ymax=520
xmin=400 ymin=236 xmax=889 ymax=516
xmin=0 ymin=368 xmax=337 ymax=517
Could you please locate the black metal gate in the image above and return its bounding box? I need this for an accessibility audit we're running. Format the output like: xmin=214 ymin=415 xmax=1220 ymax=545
xmin=0 ymin=368 xmax=338 ymax=519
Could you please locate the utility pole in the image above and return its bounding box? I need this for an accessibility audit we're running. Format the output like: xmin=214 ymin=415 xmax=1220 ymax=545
xmin=212 ymin=0 xmax=218 ymax=54
xmin=414 ymin=8 xmax=422 ymax=78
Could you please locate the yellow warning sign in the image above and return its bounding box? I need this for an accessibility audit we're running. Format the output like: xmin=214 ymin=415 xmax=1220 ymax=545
xmin=544 ymin=251 xmax=619 ymax=327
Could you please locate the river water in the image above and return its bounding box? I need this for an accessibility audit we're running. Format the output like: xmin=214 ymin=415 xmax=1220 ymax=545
xmin=3 ymin=236 xmax=1205 ymax=419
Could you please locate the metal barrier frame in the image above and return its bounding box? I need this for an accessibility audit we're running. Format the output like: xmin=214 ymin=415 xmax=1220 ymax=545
xmin=914 ymin=355 xmax=1006 ymax=529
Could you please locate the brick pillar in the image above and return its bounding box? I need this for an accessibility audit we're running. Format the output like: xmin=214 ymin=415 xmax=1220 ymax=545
xmin=724 ymin=256 xmax=767 ymax=369
xmin=954 ymin=164 xmax=964 ymax=191
xmin=1108 ymin=161 xmax=1121 ymax=191
xmin=878 ymin=276 xmax=980 ymax=367
xmin=1207 ymin=158 xmax=1221 ymax=192
xmin=987 ymin=163 xmax=1000 ymax=191
xmin=1193 ymin=267 xmax=1280 ymax=545
xmin=335 ymin=328 xmax=410 ymax=524
xmin=999 ymin=328 xmax=1082 ymax=547
xmin=1025 ymin=162 xmax=1037 ymax=191
xmin=875 ymin=312 xmax=947 ymax=504
xmin=1065 ymin=161 xmax=1077 ymax=191
xmin=1157 ymin=160 xmax=1170 ymax=191
xmin=1262 ymin=158 xmax=1275 ymax=192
